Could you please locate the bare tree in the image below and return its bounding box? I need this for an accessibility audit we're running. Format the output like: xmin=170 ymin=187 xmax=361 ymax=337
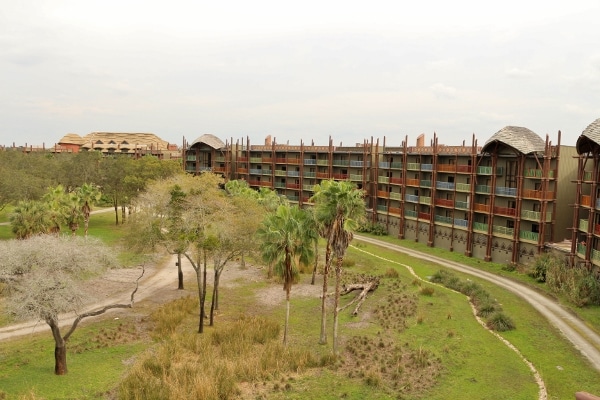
xmin=0 ymin=235 xmax=142 ymax=375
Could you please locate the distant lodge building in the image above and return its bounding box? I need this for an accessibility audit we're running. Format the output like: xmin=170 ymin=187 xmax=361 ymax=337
xmin=2 ymin=132 xmax=181 ymax=160
xmin=185 ymin=128 xmax=582 ymax=265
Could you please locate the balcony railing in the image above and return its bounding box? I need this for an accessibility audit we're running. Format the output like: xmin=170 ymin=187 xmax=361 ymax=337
xmin=214 ymin=156 xmax=225 ymax=162
xmin=421 ymin=164 xmax=433 ymax=171
xmin=303 ymin=184 xmax=314 ymax=191
xmin=495 ymin=186 xmax=517 ymax=197
xmin=249 ymin=168 xmax=262 ymax=175
xmin=350 ymin=174 xmax=363 ymax=181
xmin=456 ymin=183 xmax=471 ymax=192
xmin=287 ymin=195 xmax=300 ymax=202
xmin=377 ymin=190 xmax=390 ymax=198
xmin=436 ymin=181 xmax=455 ymax=190
xmin=435 ymin=198 xmax=454 ymax=207
xmin=455 ymin=200 xmax=469 ymax=210
xmin=261 ymin=157 xmax=273 ymax=163
xmin=435 ymin=215 xmax=453 ymax=224
xmin=379 ymin=162 xmax=390 ymax=168
xmin=332 ymin=159 xmax=350 ymax=166
xmin=316 ymin=160 xmax=329 ymax=166
xmin=592 ymin=249 xmax=600 ymax=263
xmin=584 ymin=171 xmax=594 ymax=181
xmin=390 ymin=177 xmax=404 ymax=185
xmin=287 ymin=171 xmax=300 ymax=177
xmin=577 ymin=243 xmax=586 ymax=255
xmin=437 ymin=164 xmax=456 ymax=173
xmin=389 ymin=206 xmax=401 ymax=215
xmin=405 ymin=194 xmax=419 ymax=203
xmin=493 ymin=225 xmax=514 ymax=237
xmin=474 ymin=203 xmax=490 ymax=213
xmin=579 ymin=219 xmax=589 ymax=232
xmin=454 ymin=218 xmax=469 ymax=228
xmin=456 ymin=165 xmax=473 ymax=173
xmin=390 ymin=162 xmax=403 ymax=169
xmin=237 ymin=168 xmax=248 ymax=173
xmin=304 ymin=171 xmax=316 ymax=178
xmin=332 ymin=173 xmax=348 ymax=180
xmin=303 ymin=158 xmax=317 ymax=165
xmin=316 ymin=172 xmax=330 ymax=179
xmin=521 ymin=210 xmax=552 ymax=222
xmin=405 ymin=210 xmax=418 ymax=218
xmin=262 ymin=169 xmax=272 ymax=175
xmin=421 ymin=180 xmax=432 ymax=188
xmin=473 ymin=222 xmax=488 ymax=232
xmin=250 ymin=157 xmax=262 ymax=163
xmin=595 ymin=224 xmax=600 ymax=236
xmin=274 ymin=182 xmax=285 ymax=189
xmin=476 ymin=185 xmax=491 ymax=194
xmin=523 ymin=189 xmax=554 ymax=200
xmin=350 ymin=160 xmax=369 ymax=167
xmin=407 ymin=163 xmax=420 ymax=170
xmin=519 ymin=230 xmax=539 ymax=242
xmin=378 ymin=176 xmax=390 ymax=184
xmin=377 ymin=204 xmax=388 ymax=212
xmin=581 ymin=195 xmax=591 ymax=207
xmin=524 ymin=169 xmax=555 ymax=179
xmin=421 ymin=196 xmax=431 ymax=205
xmin=186 ymin=155 xmax=197 ymax=161
xmin=406 ymin=178 xmax=420 ymax=186
xmin=418 ymin=212 xmax=431 ymax=220
xmin=389 ymin=192 xmax=401 ymax=200
xmin=274 ymin=170 xmax=286 ymax=176
xmin=477 ymin=166 xmax=503 ymax=175
xmin=493 ymin=206 xmax=516 ymax=217
xmin=286 ymin=183 xmax=300 ymax=189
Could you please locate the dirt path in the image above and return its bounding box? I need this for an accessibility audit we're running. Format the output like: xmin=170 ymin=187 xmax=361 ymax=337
xmin=355 ymin=234 xmax=600 ymax=372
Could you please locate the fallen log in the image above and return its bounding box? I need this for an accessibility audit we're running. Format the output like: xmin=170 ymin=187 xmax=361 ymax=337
xmin=337 ymin=278 xmax=379 ymax=315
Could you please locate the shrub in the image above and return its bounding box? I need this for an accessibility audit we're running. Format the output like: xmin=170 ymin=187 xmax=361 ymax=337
xmin=419 ymin=286 xmax=435 ymax=296
xmin=384 ymin=268 xmax=399 ymax=278
xmin=487 ymin=312 xmax=516 ymax=332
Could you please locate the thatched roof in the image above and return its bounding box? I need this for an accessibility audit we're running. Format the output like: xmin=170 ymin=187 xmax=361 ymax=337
xmin=481 ymin=126 xmax=545 ymax=154
xmin=58 ymin=133 xmax=86 ymax=145
xmin=189 ymin=134 xmax=225 ymax=149
xmin=62 ymin=132 xmax=170 ymax=151
xmin=576 ymin=118 xmax=600 ymax=154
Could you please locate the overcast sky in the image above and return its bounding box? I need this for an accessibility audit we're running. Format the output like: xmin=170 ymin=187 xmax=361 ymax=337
xmin=2 ymin=1 xmax=599 ymax=148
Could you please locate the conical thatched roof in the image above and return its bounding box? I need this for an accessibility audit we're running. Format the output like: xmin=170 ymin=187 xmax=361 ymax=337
xmin=576 ymin=118 xmax=600 ymax=154
xmin=482 ymin=126 xmax=545 ymax=154
xmin=189 ymin=134 xmax=225 ymax=149
xmin=58 ymin=133 xmax=86 ymax=145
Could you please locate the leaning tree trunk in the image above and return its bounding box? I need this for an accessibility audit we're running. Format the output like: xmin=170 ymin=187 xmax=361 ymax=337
xmin=199 ymin=256 xmax=208 ymax=333
xmin=47 ymin=318 xmax=68 ymax=375
xmin=210 ymin=269 xmax=222 ymax=326
xmin=332 ymin=256 xmax=343 ymax=356
xmin=177 ymin=252 xmax=184 ymax=290
xmin=113 ymin=196 xmax=119 ymax=225
xmin=195 ymin=264 xmax=204 ymax=334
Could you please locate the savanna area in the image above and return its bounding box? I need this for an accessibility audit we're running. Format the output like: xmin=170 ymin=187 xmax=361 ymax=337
xmin=0 ymin=150 xmax=599 ymax=400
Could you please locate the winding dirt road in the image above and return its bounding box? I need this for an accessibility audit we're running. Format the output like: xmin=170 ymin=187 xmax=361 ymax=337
xmin=355 ymin=234 xmax=600 ymax=372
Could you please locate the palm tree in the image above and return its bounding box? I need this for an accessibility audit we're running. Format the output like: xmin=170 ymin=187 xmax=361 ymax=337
xmin=43 ymin=185 xmax=68 ymax=235
xmin=10 ymin=200 xmax=53 ymax=239
xmin=77 ymin=183 xmax=101 ymax=237
xmin=311 ymin=180 xmax=365 ymax=354
xmin=257 ymin=205 xmax=315 ymax=345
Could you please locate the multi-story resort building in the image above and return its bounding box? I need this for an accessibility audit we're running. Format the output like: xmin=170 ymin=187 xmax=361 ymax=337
xmin=185 ymin=126 xmax=578 ymax=265
xmin=571 ymin=118 xmax=600 ymax=268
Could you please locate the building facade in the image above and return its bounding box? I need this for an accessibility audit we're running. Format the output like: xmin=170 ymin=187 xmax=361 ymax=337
xmin=185 ymin=127 xmax=573 ymax=264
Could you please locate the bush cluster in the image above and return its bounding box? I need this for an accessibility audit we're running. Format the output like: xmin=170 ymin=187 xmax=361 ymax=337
xmin=430 ymin=270 xmax=515 ymax=331
xmin=357 ymin=222 xmax=388 ymax=236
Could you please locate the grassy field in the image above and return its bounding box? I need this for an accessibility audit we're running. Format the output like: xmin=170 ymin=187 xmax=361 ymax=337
xmin=1 ymin=224 xmax=600 ymax=398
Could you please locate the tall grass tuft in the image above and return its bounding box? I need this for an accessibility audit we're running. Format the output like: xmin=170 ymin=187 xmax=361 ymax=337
xmin=151 ymin=296 xmax=197 ymax=338
xmin=120 ymin=313 xmax=324 ymax=400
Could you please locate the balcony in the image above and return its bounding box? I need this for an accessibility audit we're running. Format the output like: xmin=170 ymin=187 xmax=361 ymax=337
xmin=493 ymin=206 xmax=516 ymax=217
xmin=316 ymin=172 xmax=330 ymax=179
xmin=378 ymin=176 xmax=390 ymax=184
xmin=474 ymin=203 xmax=490 ymax=213
xmin=287 ymin=171 xmax=300 ymax=177
xmin=577 ymin=243 xmax=586 ymax=256
xmin=377 ymin=190 xmax=390 ymax=198
xmin=212 ymin=167 xmax=226 ymax=173
xmin=421 ymin=196 xmax=431 ymax=205
xmin=249 ymin=168 xmax=262 ymax=175
xmin=418 ymin=212 xmax=431 ymax=220
xmin=521 ymin=210 xmax=552 ymax=222
xmin=237 ymin=168 xmax=248 ymax=174
xmin=456 ymin=183 xmax=471 ymax=192
xmin=276 ymin=157 xmax=300 ymax=164
xmin=303 ymin=171 xmax=316 ymax=178
xmin=262 ymin=157 xmax=273 ymax=163
xmin=455 ymin=200 xmax=469 ymax=210
xmin=390 ymin=177 xmax=404 ymax=185
xmin=287 ymin=195 xmax=300 ymax=202
xmin=473 ymin=222 xmax=489 ymax=232
xmin=405 ymin=210 xmax=418 ymax=218
xmin=303 ymin=184 xmax=314 ymax=191
xmin=379 ymin=162 xmax=390 ymax=168
xmin=350 ymin=174 xmax=363 ymax=181
xmin=579 ymin=219 xmax=589 ymax=232
xmin=592 ymin=249 xmax=600 ymax=263
xmin=437 ymin=164 xmax=456 ymax=173
xmin=583 ymin=171 xmax=594 ymax=181
xmin=274 ymin=170 xmax=286 ymax=176
xmin=261 ymin=169 xmax=272 ymax=176
xmin=493 ymin=225 xmax=514 ymax=237
xmin=405 ymin=194 xmax=419 ymax=203
xmin=237 ymin=157 xmax=249 ymax=162
xmin=390 ymin=162 xmax=403 ymax=169
xmin=286 ymin=183 xmax=300 ymax=190
xmin=456 ymin=165 xmax=473 ymax=173
xmin=332 ymin=173 xmax=348 ymax=180
xmin=250 ymin=157 xmax=262 ymax=163
xmin=436 ymin=181 xmax=455 ymax=190
xmin=519 ymin=230 xmax=539 ymax=242
xmin=377 ymin=204 xmax=388 ymax=212
xmin=274 ymin=182 xmax=286 ymax=189
xmin=332 ymin=159 xmax=350 ymax=166
xmin=316 ymin=160 xmax=329 ymax=166
xmin=477 ymin=166 xmax=503 ymax=175
xmin=435 ymin=215 xmax=453 ymax=224
xmin=524 ymin=169 xmax=555 ymax=179
xmin=476 ymin=185 xmax=491 ymax=194
xmin=454 ymin=218 xmax=469 ymax=228
xmin=421 ymin=164 xmax=433 ymax=171
xmin=389 ymin=192 xmax=401 ymax=200
xmin=421 ymin=180 xmax=432 ymax=188
xmin=523 ymin=189 xmax=554 ymax=200
xmin=389 ymin=206 xmax=401 ymax=215
xmin=407 ymin=163 xmax=420 ymax=170
xmin=581 ymin=195 xmax=591 ymax=207
xmin=435 ymin=198 xmax=454 ymax=208
xmin=495 ymin=186 xmax=517 ymax=197
xmin=304 ymin=159 xmax=317 ymax=165
xmin=186 ymin=155 xmax=197 ymax=161
xmin=350 ymin=160 xmax=368 ymax=167
xmin=406 ymin=178 xmax=420 ymax=186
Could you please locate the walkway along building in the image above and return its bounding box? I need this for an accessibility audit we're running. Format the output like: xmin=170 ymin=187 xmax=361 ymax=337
xmin=185 ymin=127 xmax=577 ymax=265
